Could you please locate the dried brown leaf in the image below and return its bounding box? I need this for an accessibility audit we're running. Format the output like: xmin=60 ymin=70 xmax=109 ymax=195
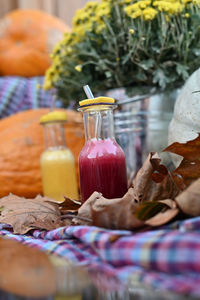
xmin=175 ymin=178 xmax=200 ymax=216
xmin=164 ymin=133 xmax=200 ymax=161
xmin=132 ymin=152 xmax=179 ymax=202
xmin=144 ymin=200 xmax=179 ymax=226
xmin=164 ymin=134 xmax=200 ymax=188
xmin=136 ymin=201 xmax=169 ymax=221
xmin=75 ymin=188 xmax=143 ymax=230
xmin=145 ymin=209 xmax=179 ymax=226
xmin=173 ymin=159 xmax=200 ymax=189
xmin=72 ymin=192 xmax=101 ymax=225
xmin=0 ymin=194 xmax=63 ymax=234
xmin=60 ymin=196 xmax=81 ymax=212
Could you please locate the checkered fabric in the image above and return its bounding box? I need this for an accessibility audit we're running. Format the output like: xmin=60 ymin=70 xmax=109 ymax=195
xmin=0 ymin=76 xmax=59 ymax=118
xmin=0 ymin=217 xmax=200 ymax=297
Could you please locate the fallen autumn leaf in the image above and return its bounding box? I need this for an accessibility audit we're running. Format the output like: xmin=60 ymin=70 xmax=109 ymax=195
xmin=175 ymin=178 xmax=200 ymax=216
xmin=0 ymin=194 xmax=63 ymax=234
xmin=132 ymin=152 xmax=179 ymax=202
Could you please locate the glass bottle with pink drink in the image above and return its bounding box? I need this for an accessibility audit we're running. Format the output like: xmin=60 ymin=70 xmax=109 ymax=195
xmin=78 ymin=87 xmax=128 ymax=203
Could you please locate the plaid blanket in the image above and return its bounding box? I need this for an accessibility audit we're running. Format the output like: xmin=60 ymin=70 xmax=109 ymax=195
xmin=0 ymin=216 xmax=200 ymax=298
xmin=0 ymin=76 xmax=59 ymax=118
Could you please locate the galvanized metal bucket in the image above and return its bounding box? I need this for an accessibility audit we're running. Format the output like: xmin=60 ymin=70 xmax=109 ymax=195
xmin=104 ymin=87 xmax=179 ymax=181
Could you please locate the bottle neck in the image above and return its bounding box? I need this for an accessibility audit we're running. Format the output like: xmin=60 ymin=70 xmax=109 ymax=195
xmin=42 ymin=122 xmax=67 ymax=150
xmin=82 ymin=108 xmax=115 ymax=141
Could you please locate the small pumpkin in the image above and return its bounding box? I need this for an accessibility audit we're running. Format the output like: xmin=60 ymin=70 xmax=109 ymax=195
xmin=0 ymin=9 xmax=68 ymax=77
xmin=0 ymin=109 xmax=85 ymax=198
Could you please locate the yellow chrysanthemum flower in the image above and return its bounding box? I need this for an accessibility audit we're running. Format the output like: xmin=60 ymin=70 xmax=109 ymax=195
xmin=165 ymin=15 xmax=170 ymax=21
xmin=133 ymin=10 xmax=144 ymax=18
xmin=43 ymin=79 xmax=52 ymax=90
xmin=96 ymin=2 xmax=111 ymax=17
xmin=43 ymin=68 xmax=55 ymax=90
xmin=44 ymin=0 xmax=200 ymax=102
xmin=63 ymin=46 xmax=73 ymax=55
xmin=75 ymin=65 xmax=82 ymax=72
xmin=61 ymin=33 xmax=75 ymax=46
xmin=52 ymin=41 xmax=62 ymax=55
xmin=181 ymin=0 xmax=192 ymax=3
xmin=125 ymin=5 xmax=143 ymax=18
xmin=171 ymin=2 xmax=183 ymax=13
xmin=73 ymin=25 xmax=86 ymax=36
xmin=95 ymin=20 xmax=107 ymax=33
xmin=194 ymin=0 xmax=200 ymax=5
xmin=153 ymin=1 xmax=184 ymax=14
xmin=125 ymin=3 xmax=157 ymax=19
xmin=53 ymin=55 xmax=61 ymax=66
xmin=72 ymin=1 xmax=98 ymax=33
xmin=139 ymin=0 xmax=151 ymax=9
xmin=129 ymin=28 xmax=135 ymax=34
xmin=143 ymin=7 xmax=158 ymax=19
xmin=85 ymin=1 xmax=98 ymax=10
xmin=74 ymin=11 xmax=88 ymax=24
xmin=153 ymin=1 xmax=170 ymax=12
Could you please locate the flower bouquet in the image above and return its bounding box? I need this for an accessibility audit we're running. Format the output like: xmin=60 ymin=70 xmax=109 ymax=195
xmin=44 ymin=0 xmax=200 ymax=106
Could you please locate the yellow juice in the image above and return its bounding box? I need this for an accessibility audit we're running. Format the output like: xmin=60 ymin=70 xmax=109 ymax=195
xmin=41 ymin=148 xmax=79 ymax=202
xmin=54 ymin=296 xmax=81 ymax=300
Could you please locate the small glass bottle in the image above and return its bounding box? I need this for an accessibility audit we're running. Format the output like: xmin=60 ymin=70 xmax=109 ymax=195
xmin=78 ymin=97 xmax=128 ymax=203
xmin=40 ymin=111 xmax=78 ymax=202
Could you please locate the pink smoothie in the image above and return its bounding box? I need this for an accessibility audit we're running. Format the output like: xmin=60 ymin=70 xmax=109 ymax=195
xmin=79 ymin=138 xmax=128 ymax=202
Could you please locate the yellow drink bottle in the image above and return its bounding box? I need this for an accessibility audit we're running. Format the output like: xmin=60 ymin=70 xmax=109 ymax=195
xmin=40 ymin=111 xmax=78 ymax=202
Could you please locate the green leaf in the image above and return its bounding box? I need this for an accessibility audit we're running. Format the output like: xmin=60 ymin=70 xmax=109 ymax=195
xmin=153 ymin=68 xmax=169 ymax=89
xmin=190 ymin=13 xmax=200 ymax=25
xmin=46 ymin=0 xmax=200 ymax=107
xmin=193 ymin=49 xmax=200 ymax=56
xmin=152 ymin=46 xmax=161 ymax=54
xmin=105 ymin=71 xmax=112 ymax=78
xmin=176 ymin=64 xmax=189 ymax=80
xmin=122 ymin=54 xmax=131 ymax=65
xmin=136 ymin=202 xmax=168 ymax=221
xmin=139 ymin=59 xmax=155 ymax=71
xmin=136 ymin=71 xmax=148 ymax=81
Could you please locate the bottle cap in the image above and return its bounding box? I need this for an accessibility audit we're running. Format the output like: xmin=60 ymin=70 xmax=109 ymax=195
xmin=40 ymin=111 xmax=67 ymax=124
xmin=79 ymin=96 xmax=115 ymax=107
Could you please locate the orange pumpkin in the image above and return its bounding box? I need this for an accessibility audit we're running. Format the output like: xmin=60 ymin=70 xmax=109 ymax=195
xmin=0 ymin=9 xmax=68 ymax=77
xmin=0 ymin=109 xmax=85 ymax=198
